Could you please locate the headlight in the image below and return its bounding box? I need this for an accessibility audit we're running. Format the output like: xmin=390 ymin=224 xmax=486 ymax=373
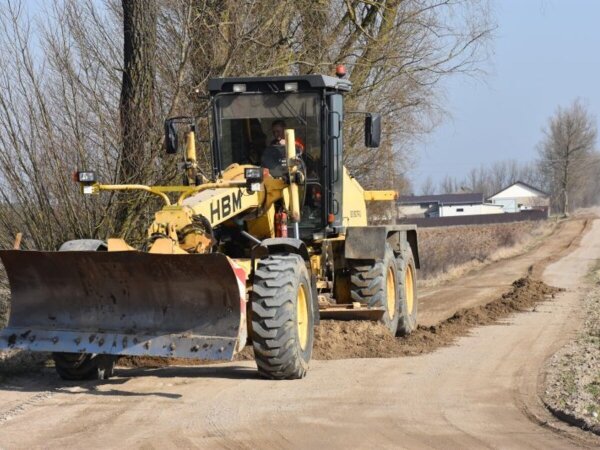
xmin=284 ymin=82 xmax=298 ymax=92
xmin=244 ymin=167 xmax=263 ymax=182
xmin=77 ymin=171 xmax=96 ymax=183
xmin=244 ymin=167 xmax=263 ymax=192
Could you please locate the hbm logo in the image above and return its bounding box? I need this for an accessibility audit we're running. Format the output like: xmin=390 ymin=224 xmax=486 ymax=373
xmin=210 ymin=190 xmax=243 ymax=223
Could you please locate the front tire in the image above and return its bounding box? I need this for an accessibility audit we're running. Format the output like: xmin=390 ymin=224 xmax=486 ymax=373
xmin=251 ymin=254 xmax=314 ymax=379
xmin=53 ymin=240 xmax=118 ymax=381
xmin=52 ymin=353 xmax=116 ymax=381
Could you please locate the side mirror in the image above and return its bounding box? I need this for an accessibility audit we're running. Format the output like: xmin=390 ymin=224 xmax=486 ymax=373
xmin=164 ymin=119 xmax=179 ymax=154
xmin=365 ymin=113 xmax=381 ymax=148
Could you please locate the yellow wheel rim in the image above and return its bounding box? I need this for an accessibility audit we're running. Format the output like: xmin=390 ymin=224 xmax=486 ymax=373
xmin=297 ymin=284 xmax=309 ymax=351
xmin=405 ymin=264 xmax=415 ymax=315
xmin=386 ymin=266 xmax=396 ymax=319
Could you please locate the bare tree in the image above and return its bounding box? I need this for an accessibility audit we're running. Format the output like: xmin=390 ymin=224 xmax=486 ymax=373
xmin=0 ymin=1 xmax=121 ymax=251
xmin=0 ymin=0 xmax=182 ymax=250
xmin=182 ymin=0 xmax=494 ymax=189
xmin=330 ymin=0 xmax=494 ymax=190
xmin=420 ymin=176 xmax=436 ymax=195
xmin=538 ymin=99 xmax=598 ymax=216
xmin=439 ymin=175 xmax=458 ymax=194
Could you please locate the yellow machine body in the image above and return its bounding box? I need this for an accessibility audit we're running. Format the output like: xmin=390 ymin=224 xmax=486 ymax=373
xmin=0 ymin=74 xmax=418 ymax=378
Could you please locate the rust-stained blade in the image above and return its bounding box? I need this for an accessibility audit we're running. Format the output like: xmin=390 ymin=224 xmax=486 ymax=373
xmin=0 ymin=250 xmax=247 ymax=360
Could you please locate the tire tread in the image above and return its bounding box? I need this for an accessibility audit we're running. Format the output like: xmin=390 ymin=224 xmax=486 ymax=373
xmin=251 ymin=254 xmax=313 ymax=379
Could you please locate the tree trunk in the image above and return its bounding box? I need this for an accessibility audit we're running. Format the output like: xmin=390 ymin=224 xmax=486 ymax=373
xmin=562 ymin=149 xmax=569 ymax=217
xmin=116 ymin=0 xmax=157 ymax=235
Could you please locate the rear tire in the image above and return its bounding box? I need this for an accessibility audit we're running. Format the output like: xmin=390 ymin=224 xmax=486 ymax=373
xmin=251 ymin=254 xmax=314 ymax=379
xmin=53 ymin=240 xmax=117 ymax=381
xmin=52 ymin=353 xmax=116 ymax=381
xmin=396 ymin=243 xmax=418 ymax=336
xmin=350 ymin=244 xmax=401 ymax=334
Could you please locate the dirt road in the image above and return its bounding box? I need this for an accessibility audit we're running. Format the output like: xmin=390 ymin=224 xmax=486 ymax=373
xmin=419 ymin=218 xmax=588 ymax=326
xmin=1 ymin=217 xmax=599 ymax=449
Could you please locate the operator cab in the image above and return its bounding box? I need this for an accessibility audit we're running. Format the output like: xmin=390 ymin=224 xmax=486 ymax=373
xmin=208 ymin=75 xmax=352 ymax=237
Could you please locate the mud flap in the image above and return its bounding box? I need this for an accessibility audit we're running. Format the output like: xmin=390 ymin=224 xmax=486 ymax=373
xmin=0 ymin=250 xmax=247 ymax=361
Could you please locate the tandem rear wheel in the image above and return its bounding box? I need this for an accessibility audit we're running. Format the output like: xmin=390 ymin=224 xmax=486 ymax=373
xmin=350 ymin=242 xmax=418 ymax=336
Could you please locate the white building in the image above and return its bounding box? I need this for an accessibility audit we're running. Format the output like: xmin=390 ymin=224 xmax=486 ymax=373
xmin=488 ymin=182 xmax=549 ymax=213
xmin=440 ymin=202 xmax=504 ymax=217
xmin=397 ymin=193 xmax=504 ymax=218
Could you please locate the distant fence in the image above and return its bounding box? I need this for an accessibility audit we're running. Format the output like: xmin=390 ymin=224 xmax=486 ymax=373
xmin=396 ymin=208 xmax=548 ymax=228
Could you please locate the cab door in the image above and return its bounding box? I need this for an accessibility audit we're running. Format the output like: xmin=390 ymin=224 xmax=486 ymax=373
xmin=327 ymin=93 xmax=344 ymax=230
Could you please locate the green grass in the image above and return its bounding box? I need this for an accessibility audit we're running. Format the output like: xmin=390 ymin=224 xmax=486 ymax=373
xmin=585 ymin=378 xmax=600 ymax=399
xmin=561 ymin=369 xmax=578 ymax=396
xmin=586 ymin=404 xmax=600 ymax=421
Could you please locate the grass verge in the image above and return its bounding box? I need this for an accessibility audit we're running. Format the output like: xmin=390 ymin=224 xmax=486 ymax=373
xmin=542 ymin=262 xmax=600 ymax=435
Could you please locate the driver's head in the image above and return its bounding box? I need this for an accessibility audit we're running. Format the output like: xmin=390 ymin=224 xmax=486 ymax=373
xmin=271 ymin=120 xmax=286 ymax=141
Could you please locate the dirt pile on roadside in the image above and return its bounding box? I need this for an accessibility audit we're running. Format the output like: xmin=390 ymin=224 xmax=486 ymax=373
xmin=313 ymin=321 xmax=399 ymax=359
xmin=112 ymin=277 xmax=560 ymax=368
xmin=313 ymin=277 xmax=562 ymax=360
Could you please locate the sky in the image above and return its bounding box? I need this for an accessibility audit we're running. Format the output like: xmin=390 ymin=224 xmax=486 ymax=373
xmin=414 ymin=0 xmax=600 ymax=191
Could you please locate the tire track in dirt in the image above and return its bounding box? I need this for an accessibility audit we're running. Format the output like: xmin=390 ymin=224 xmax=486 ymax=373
xmin=529 ymin=217 xmax=590 ymax=278
xmin=0 ymin=391 xmax=54 ymax=424
xmin=0 ymin=375 xmax=56 ymax=425
xmin=418 ymin=216 xmax=590 ymax=327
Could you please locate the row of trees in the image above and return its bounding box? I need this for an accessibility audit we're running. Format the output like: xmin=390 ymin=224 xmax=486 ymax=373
xmin=0 ymin=0 xmax=493 ymax=249
xmin=421 ymin=99 xmax=599 ymax=216
xmin=420 ymin=159 xmax=541 ymax=198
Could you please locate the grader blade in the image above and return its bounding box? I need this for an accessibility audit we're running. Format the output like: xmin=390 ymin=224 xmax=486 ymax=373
xmin=0 ymin=250 xmax=247 ymax=361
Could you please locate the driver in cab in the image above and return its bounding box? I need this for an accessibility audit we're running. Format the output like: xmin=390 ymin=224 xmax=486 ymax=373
xmin=270 ymin=120 xmax=315 ymax=177
xmin=269 ymin=120 xmax=319 ymax=218
xmin=271 ymin=120 xmax=303 ymax=148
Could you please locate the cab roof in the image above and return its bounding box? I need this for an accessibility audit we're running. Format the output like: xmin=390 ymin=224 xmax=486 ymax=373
xmin=208 ymin=74 xmax=352 ymax=94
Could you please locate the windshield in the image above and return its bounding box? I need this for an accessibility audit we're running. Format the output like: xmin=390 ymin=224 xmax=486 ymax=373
xmin=214 ymin=92 xmax=324 ymax=232
xmin=214 ymin=92 xmax=321 ymax=171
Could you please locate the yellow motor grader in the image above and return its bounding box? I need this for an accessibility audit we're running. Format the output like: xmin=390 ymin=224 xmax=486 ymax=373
xmin=0 ymin=74 xmax=419 ymax=380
